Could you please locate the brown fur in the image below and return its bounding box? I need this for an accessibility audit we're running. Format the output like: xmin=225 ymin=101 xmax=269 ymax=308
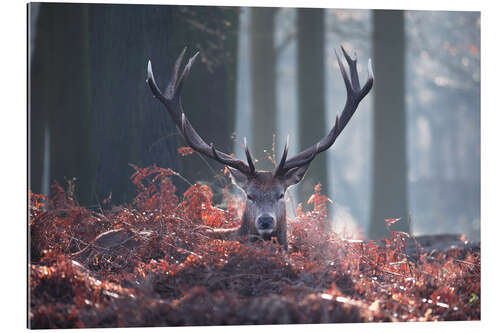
xmin=205 ymin=170 xmax=293 ymax=251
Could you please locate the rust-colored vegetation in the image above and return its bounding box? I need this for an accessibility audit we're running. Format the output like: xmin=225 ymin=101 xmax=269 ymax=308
xmin=29 ymin=165 xmax=480 ymax=328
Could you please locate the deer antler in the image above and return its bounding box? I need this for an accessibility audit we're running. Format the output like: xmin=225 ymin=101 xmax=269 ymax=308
xmin=147 ymin=47 xmax=256 ymax=176
xmin=274 ymin=45 xmax=374 ymax=177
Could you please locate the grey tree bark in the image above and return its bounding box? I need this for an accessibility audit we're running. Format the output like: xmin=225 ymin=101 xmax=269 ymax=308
xmin=250 ymin=7 xmax=277 ymax=170
xmin=165 ymin=6 xmax=240 ymax=196
xmin=88 ymin=4 xmax=180 ymax=204
xmin=369 ymin=10 xmax=409 ymax=239
xmin=30 ymin=4 xmax=239 ymax=205
xmin=30 ymin=3 xmax=95 ymax=205
xmin=297 ymin=8 xmax=327 ymax=215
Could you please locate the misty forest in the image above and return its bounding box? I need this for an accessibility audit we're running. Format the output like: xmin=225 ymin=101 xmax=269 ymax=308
xmin=28 ymin=3 xmax=480 ymax=328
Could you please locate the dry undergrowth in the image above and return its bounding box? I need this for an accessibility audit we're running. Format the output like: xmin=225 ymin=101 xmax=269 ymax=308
xmin=29 ymin=165 xmax=480 ymax=328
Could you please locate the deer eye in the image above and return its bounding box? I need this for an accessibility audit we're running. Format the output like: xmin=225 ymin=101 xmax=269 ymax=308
xmin=247 ymin=194 xmax=255 ymax=201
xmin=279 ymin=193 xmax=285 ymax=199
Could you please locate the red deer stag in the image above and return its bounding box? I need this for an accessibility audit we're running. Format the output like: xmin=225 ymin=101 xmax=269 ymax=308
xmin=146 ymin=46 xmax=373 ymax=250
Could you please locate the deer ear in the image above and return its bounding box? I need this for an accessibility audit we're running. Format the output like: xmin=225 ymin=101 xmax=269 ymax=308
xmin=227 ymin=167 xmax=249 ymax=190
xmin=283 ymin=164 xmax=310 ymax=188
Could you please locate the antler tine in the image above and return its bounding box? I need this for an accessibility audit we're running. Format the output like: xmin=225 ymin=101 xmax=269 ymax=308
xmin=244 ymin=137 xmax=256 ymax=175
xmin=175 ymin=51 xmax=199 ymax=97
xmin=148 ymin=60 xmax=182 ymax=127
xmin=341 ymin=45 xmax=360 ymax=91
xmin=273 ymin=135 xmax=289 ymax=177
xmin=335 ymin=48 xmax=352 ymax=94
xmin=165 ymin=46 xmax=187 ymax=98
xmin=275 ymin=46 xmax=374 ymax=175
xmin=360 ymin=58 xmax=374 ymax=99
xmin=147 ymin=61 xmax=167 ymax=103
xmin=147 ymin=48 xmax=253 ymax=175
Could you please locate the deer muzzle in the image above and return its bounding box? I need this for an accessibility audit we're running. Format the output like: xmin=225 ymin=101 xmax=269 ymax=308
xmin=256 ymin=214 xmax=276 ymax=235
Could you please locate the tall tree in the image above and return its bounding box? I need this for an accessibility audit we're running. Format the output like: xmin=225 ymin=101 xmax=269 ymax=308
xmin=296 ymin=8 xmax=327 ymax=213
xmin=87 ymin=4 xmax=180 ymax=204
xmin=369 ymin=10 xmax=409 ymax=239
xmin=89 ymin=4 xmax=240 ymax=203
xmin=30 ymin=3 xmax=95 ymax=205
xmin=165 ymin=6 xmax=240 ymax=194
xmin=30 ymin=3 xmax=239 ymax=205
xmin=250 ymin=7 xmax=277 ymax=170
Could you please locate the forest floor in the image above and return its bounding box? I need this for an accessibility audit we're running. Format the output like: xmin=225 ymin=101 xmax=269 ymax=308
xmin=29 ymin=165 xmax=480 ymax=328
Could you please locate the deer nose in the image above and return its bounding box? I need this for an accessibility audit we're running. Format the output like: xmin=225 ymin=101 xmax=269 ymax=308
xmin=257 ymin=215 xmax=275 ymax=230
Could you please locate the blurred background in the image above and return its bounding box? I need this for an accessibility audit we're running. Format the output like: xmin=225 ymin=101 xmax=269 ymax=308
xmin=28 ymin=3 xmax=480 ymax=241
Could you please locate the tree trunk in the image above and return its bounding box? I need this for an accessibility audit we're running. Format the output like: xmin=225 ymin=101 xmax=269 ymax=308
xmin=30 ymin=3 xmax=95 ymax=205
xmin=30 ymin=4 xmax=240 ymax=205
xmin=369 ymin=10 xmax=409 ymax=239
xmin=297 ymin=8 xmax=327 ymax=216
xmin=87 ymin=4 xmax=181 ymax=204
xmin=165 ymin=6 xmax=240 ymax=197
xmin=250 ymin=7 xmax=277 ymax=170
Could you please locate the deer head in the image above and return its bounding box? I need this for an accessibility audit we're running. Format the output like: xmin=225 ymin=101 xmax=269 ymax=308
xmin=147 ymin=46 xmax=373 ymax=249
